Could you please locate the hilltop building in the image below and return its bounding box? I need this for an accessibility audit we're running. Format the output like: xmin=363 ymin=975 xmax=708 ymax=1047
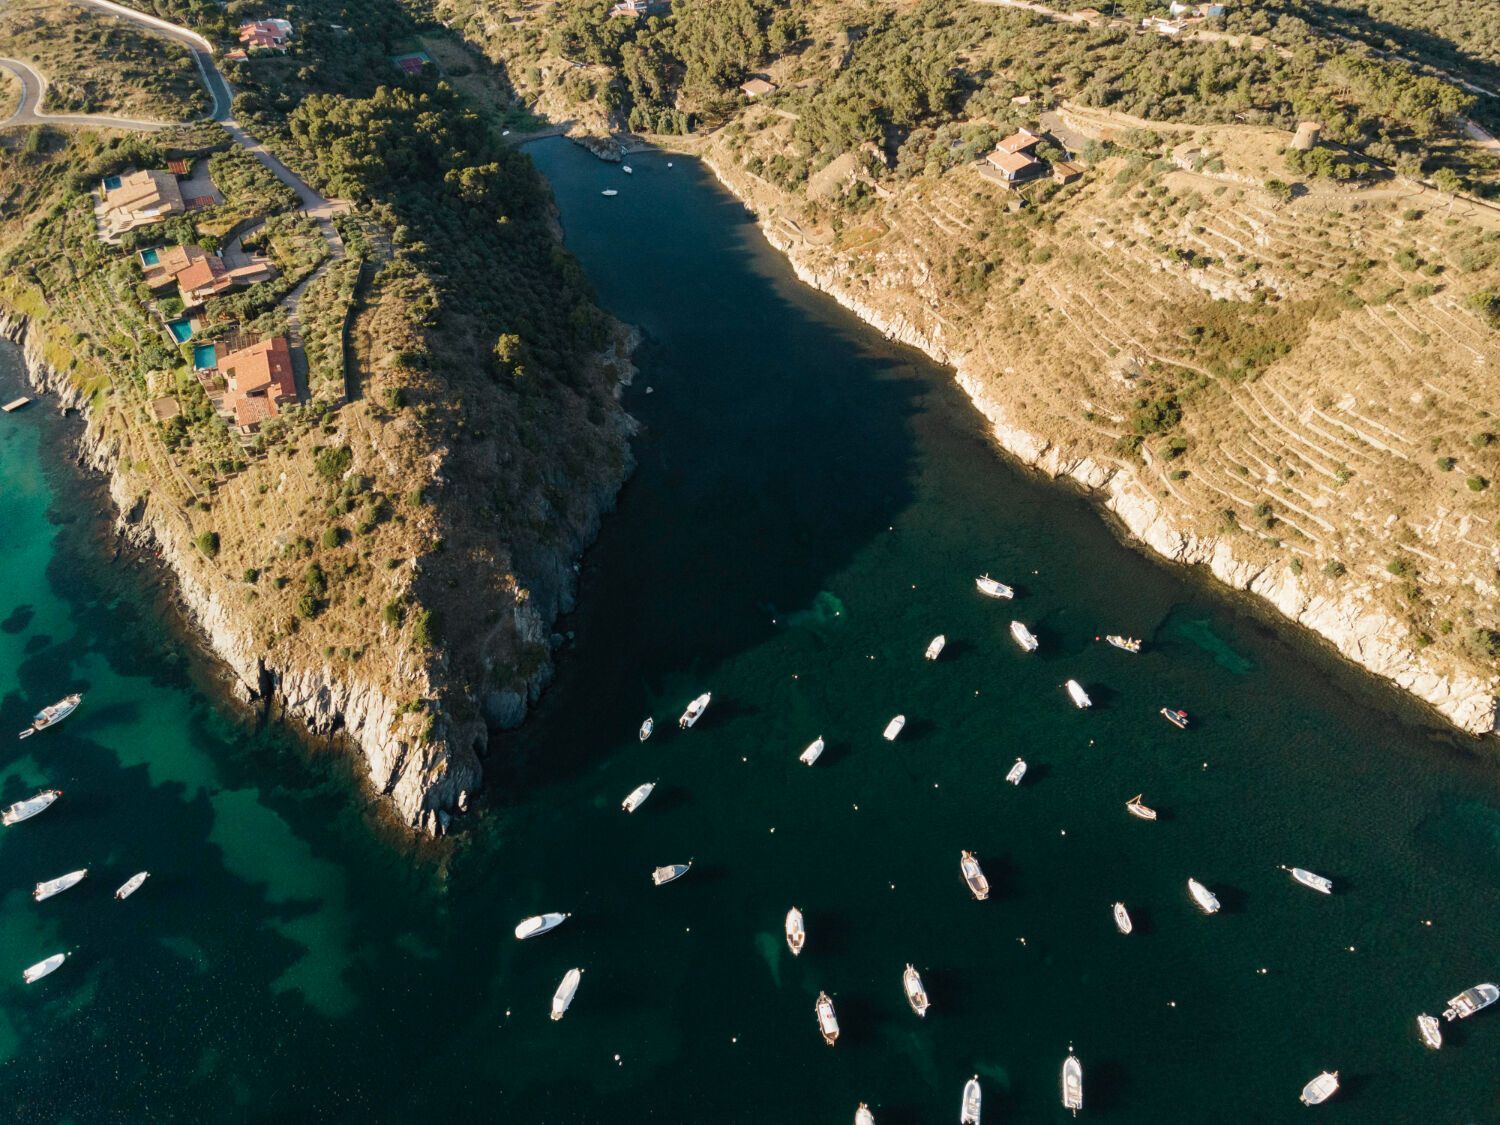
xmin=101 ymin=170 xmax=184 ymax=237
xmin=219 ymin=337 xmax=298 ymax=430
xmin=238 ymin=18 xmax=294 ymax=53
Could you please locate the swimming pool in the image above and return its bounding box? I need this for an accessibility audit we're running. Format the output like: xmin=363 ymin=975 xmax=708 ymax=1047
xmin=103 ymin=175 xmax=121 ymax=190
xmin=139 ymin=247 xmax=161 ymax=266
xmin=193 ymin=343 xmax=217 ymax=370
xmin=167 ymin=318 xmax=192 ymax=343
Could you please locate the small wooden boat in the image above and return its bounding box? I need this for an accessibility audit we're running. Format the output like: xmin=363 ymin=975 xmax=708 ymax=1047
xmin=550 ymin=968 xmax=582 ymax=1020
xmin=800 ymin=737 xmax=825 ymax=765
xmin=639 ymin=717 xmax=654 ymax=741
xmin=1113 ymin=901 xmax=1133 ymax=934
xmin=785 ymin=907 xmax=805 ymax=955
xmin=1010 ymin=620 xmax=1039 ymax=652
xmin=18 ymin=693 xmax=82 ymax=739
xmin=679 ymin=692 xmax=711 ymax=729
xmin=1444 ymin=982 xmax=1499 ymax=1020
xmin=33 ymin=869 xmax=86 ymax=902
xmin=23 ymin=953 xmax=65 ymax=984
xmin=961 ymin=1075 xmax=981 ymax=1124
xmin=815 ymin=990 xmax=840 ymax=1045
xmin=903 ymin=963 xmax=929 ymax=1017
xmin=1299 ymin=1070 xmax=1339 ymax=1105
xmin=1065 ymin=680 xmax=1092 ymax=708
xmin=515 ymin=912 xmax=569 ymax=940
xmin=1417 ymin=1012 xmax=1442 ymax=1049
xmin=975 ymin=574 xmax=1013 ymax=599
xmin=882 ymin=715 xmax=906 ymax=741
xmin=855 ymin=1104 xmax=875 ymax=1125
xmin=621 ymin=781 xmax=656 ymax=813
xmin=960 ymin=850 xmax=990 ymax=901
xmin=1285 ymin=865 xmax=1333 ymax=894
xmin=3 ymin=789 xmax=61 ymax=826
xmin=1062 ymin=1052 xmax=1083 ymax=1115
xmin=115 ymin=871 xmax=149 ymax=900
xmin=1188 ymin=877 xmax=1221 ymax=914
xmin=1105 ymin=634 xmax=1141 ymax=653
xmin=1160 ymin=707 xmax=1189 ymax=729
xmin=1005 ymin=758 xmax=1026 ymax=785
xmin=652 ymin=862 xmax=691 ymax=886
xmin=1125 ymin=794 xmax=1158 ymax=821
xmin=924 ymin=634 xmax=946 ymax=660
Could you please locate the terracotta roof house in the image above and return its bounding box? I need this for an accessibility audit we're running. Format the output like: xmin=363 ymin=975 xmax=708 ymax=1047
xmin=141 ymin=243 xmax=208 ymax=289
xmin=739 ymin=78 xmax=777 ymax=98
xmin=1052 ymin=160 xmax=1084 ymax=185
xmin=238 ymin=18 xmax=293 ymax=53
xmin=220 ymin=337 xmax=298 ymax=429
xmin=176 ymin=255 xmax=276 ymax=306
xmin=985 ymin=148 xmax=1043 ymax=183
xmin=102 ymin=170 xmax=184 ymax=237
xmin=995 ymin=129 xmax=1042 ymax=156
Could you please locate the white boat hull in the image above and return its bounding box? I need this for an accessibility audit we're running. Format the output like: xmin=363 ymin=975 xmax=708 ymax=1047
xmin=924 ymin=634 xmax=946 ymax=660
xmin=1010 ymin=621 xmax=1039 ymax=652
xmin=1005 ymin=758 xmax=1026 ymax=785
xmin=1418 ymin=1013 xmax=1442 ymax=1049
xmin=882 ymin=715 xmax=905 ymax=741
xmin=961 ymin=852 xmax=990 ymax=900
xmin=551 ymin=968 xmax=583 ymax=1020
xmin=903 ymin=965 xmax=929 ymax=1016
xmin=653 ymin=863 xmax=691 ymax=885
xmin=816 ymin=993 xmax=839 ymax=1044
xmin=23 ymin=953 xmax=66 ymax=983
xmin=679 ymin=693 xmax=711 ymax=728
xmin=622 ymin=782 xmax=656 ymax=813
xmin=975 ymin=575 xmax=1013 ymax=599
xmin=115 ymin=871 xmax=149 ymax=900
xmin=3 ymin=789 xmax=60 ymax=826
xmin=514 ymin=912 xmax=568 ymax=940
xmin=34 ymin=869 xmax=87 ymax=901
xmin=1066 ymin=680 xmax=1092 ymax=708
xmin=638 ymin=718 xmax=653 ymax=741
xmin=1114 ymin=902 xmax=1133 ymax=934
xmin=961 ymin=1076 xmax=981 ymax=1124
xmin=1290 ymin=867 xmax=1333 ymax=894
xmin=800 ymin=738 xmax=825 ymax=765
xmin=785 ymin=908 xmax=805 ymax=955
xmin=1188 ymin=878 xmax=1221 ymax=914
xmin=1300 ymin=1071 xmax=1339 ymax=1105
xmin=1062 ymin=1056 xmax=1083 ymax=1113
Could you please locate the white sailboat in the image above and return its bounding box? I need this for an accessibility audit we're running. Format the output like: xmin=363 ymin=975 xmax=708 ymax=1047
xmin=903 ymin=963 xmax=930 ymax=1017
xmin=882 ymin=715 xmax=906 ymax=741
xmin=514 ymin=912 xmax=569 ymax=940
xmin=1444 ymin=982 xmax=1499 ymax=1020
xmin=1010 ymin=621 xmax=1039 ymax=652
xmin=18 ymin=693 xmax=82 ymax=739
xmin=1125 ymin=794 xmax=1158 ymax=821
xmin=1299 ymin=1071 xmax=1339 ymax=1105
xmin=639 ymin=717 xmax=654 ymax=741
xmin=2 ymin=789 xmax=61 ymax=826
xmin=1113 ymin=901 xmax=1133 ymax=934
xmin=621 ymin=781 xmax=656 ymax=813
xmin=1417 ymin=1013 xmax=1442 ymax=1049
xmin=815 ymin=991 xmax=840 ymax=1045
xmin=785 ymin=907 xmax=806 ymax=955
xmin=33 ymin=869 xmax=86 ymax=902
xmin=1062 ymin=1053 xmax=1083 ymax=1115
xmin=1065 ymin=679 xmax=1092 ymax=709
xmin=975 ymin=574 xmax=1013 ymax=599
xmin=22 ymin=952 xmax=66 ymax=984
xmin=961 ymin=1075 xmax=981 ymax=1124
xmin=679 ymin=692 xmax=711 ymax=728
xmin=1188 ymin=877 xmax=1221 ymax=914
xmin=550 ymin=968 xmax=583 ymax=1020
xmin=855 ymin=1104 xmax=875 ymax=1125
xmin=924 ymin=634 xmax=946 ymax=660
xmin=1005 ymin=758 xmax=1027 ymax=785
xmin=800 ymin=737 xmax=825 ymax=765
xmin=1105 ymin=634 xmax=1141 ymax=653
xmin=960 ymin=850 xmax=990 ymax=901
xmin=1285 ymin=865 xmax=1333 ymax=894
xmin=652 ymin=862 xmax=691 ymax=886
xmin=115 ymin=871 xmax=149 ymax=900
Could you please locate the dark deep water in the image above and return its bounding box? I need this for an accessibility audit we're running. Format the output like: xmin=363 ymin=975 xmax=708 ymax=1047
xmin=0 ymin=137 xmax=1497 ymax=1122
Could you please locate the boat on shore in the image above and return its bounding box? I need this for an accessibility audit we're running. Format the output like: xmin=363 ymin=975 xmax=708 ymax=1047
xmin=975 ymin=574 xmax=1013 ymax=599
xmin=855 ymin=1104 xmax=875 ymax=1125
xmin=1005 ymin=758 xmax=1027 ymax=785
xmin=1010 ymin=621 xmax=1039 ymax=652
xmin=652 ymin=862 xmax=691 ymax=886
xmin=1125 ymin=794 xmax=1158 ymax=821
xmin=1285 ymin=865 xmax=1333 ymax=894
xmin=3 ymin=789 xmax=61 ymax=826
xmin=882 ymin=715 xmax=906 ymax=741
xmin=1300 ymin=1071 xmax=1339 ymax=1105
xmin=903 ymin=963 xmax=929 ymax=1017
xmin=17 ymin=693 xmax=82 ymax=739
xmin=1065 ymin=680 xmax=1092 ymax=709
xmin=800 ymin=737 xmax=825 ymax=765
xmin=1160 ymin=707 xmax=1189 ymax=729
xmin=1188 ymin=877 xmax=1221 ymax=914
xmin=639 ymin=717 xmax=654 ymax=741
xmin=514 ymin=912 xmax=569 ymax=940
xmin=550 ymin=968 xmax=582 ymax=1020
xmin=924 ymin=634 xmax=946 ymax=660
xmin=960 ymin=850 xmax=990 ymax=901
xmin=1062 ymin=1052 xmax=1083 ymax=1115
xmin=23 ymin=953 xmax=66 ymax=984
xmin=679 ymin=693 xmax=711 ymax=729
xmin=1443 ymin=982 xmax=1499 ymax=1020
xmin=1417 ymin=1013 xmax=1442 ymax=1049
xmin=115 ymin=871 xmax=149 ymax=900
xmin=621 ymin=781 xmax=656 ymax=813
xmin=1105 ymin=634 xmax=1142 ymax=653
xmin=1113 ymin=902 xmax=1133 ymax=934
xmin=961 ymin=1076 xmax=981 ymax=1124
xmin=785 ymin=907 xmax=805 ymax=955
xmin=815 ymin=991 xmax=840 ymax=1045
xmin=33 ymin=869 xmax=86 ymax=902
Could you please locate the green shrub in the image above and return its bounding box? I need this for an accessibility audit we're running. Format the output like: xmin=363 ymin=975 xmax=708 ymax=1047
xmin=314 ymin=444 xmax=353 ymax=484
xmin=1436 ymin=457 xmax=1456 ymax=471
xmin=1386 ymin=558 xmax=1411 ymax=576
xmin=1467 ymin=476 xmax=1489 ymax=491
xmin=1322 ymin=559 xmax=1346 ymax=578
xmin=321 ymin=526 xmax=344 ymax=549
xmin=382 ymin=600 xmax=404 ymax=627
xmin=196 ymin=531 xmax=220 ymax=559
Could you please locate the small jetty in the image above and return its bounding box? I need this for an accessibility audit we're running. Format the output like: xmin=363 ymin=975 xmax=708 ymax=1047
xmin=3 ymin=396 xmax=32 ymax=413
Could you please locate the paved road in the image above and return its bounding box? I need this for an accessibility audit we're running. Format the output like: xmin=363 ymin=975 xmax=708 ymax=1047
xmin=0 ymin=55 xmax=170 ymax=130
xmin=74 ymin=0 xmax=230 ymax=120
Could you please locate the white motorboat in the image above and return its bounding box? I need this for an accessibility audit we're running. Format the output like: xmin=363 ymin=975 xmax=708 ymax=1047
xmin=1160 ymin=707 xmax=1189 ymax=729
xmin=960 ymin=850 xmax=990 ymax=901
xmin=1188 ymin=877 xmax=1221 ymax=914
xmin=785 ymin=907 xmax=806 ymax=955
xmin=924 ymin=634 xmax=946 ymax=660
xmin=800 ymin=737 xmax=825 ymax=766
xmin=855 ymin=1104 xmax=875 ymax=1125
xmin=514 ymin=912 xmax=569 ymax=940
xmin=882 ymin=715 xmax=906 ymax=741
xmin=1065 ymin=680 xmax=1092 ymax=709
xmin=815 ymin=990 xmax=840 ymax=1045
xmin=115 ymin=871 xmax=149 ymax=900
xmin=622 ymin=165 xmax=633 ymax=174
xmin=33 ymin=869 xmax=86 ymax=902
xmin=1125 ymin=794 xmax=1158 ymax=821
xmin=679 ymin=693 xmax=711 ymax=728
xmin=3 ymin=789 xmax=61 ymax=826
xmin=652 ymin=862 xmax=691 ymax=886
xmin=601 ymin=189 xmax=618 ymax=196
xmin=639 ymin=717 xmax=654 ymax=741
xmin=1299 ymin=1070 xmax=1339 ymax=1105
xmin=550 ymin=968 xmax=583 ymax=1020
xmin=621 ymin=781 xmax=656 ymax=813
xmin=1005 ymin=758 xmax=1027 ymax=785
xmin=1113 ymin=902 xmax=1133 ymax=934
xmin=1444 ymin=982 xmax=1499 ymax=1021
xmin=23 ymin=953 xmax=66 ymax=984
xmin=1010 ymin=621 xmax=1039 ymax=652
xmin=1286 ymin=866 xmax=1333 ymax=894
xmin=1105 ymin=634 xmax=1141 ymax=653
xmin=961 ymin=1075 xmax=981 ymax=1124
xmin=18 ymin=693 xmax=82 ymax=739
xmin=903 ymin=963 xmax=930 ymax=1017
xmin=1417 ymin=1013 xmax=1442 ymax=1049
xmin=975 ymin=574 xmax=1013 ymax=599
xmin=1062 ymin=1053 xmax=1083 ymax=1115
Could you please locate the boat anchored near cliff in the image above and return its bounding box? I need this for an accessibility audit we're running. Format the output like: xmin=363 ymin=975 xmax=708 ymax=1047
xmin=621 ymin=781 xmax=656 ymax=813
xmin=1417 ymin=1013 xmax=1442 ymax=1049
xmin=3 ymin=789 xmax=61 ymax=826
xmin=815 ymin=991 xmax=840 ymax=1045
xmin=639 ymin=717 xmax=654 ymax=741
xmin=1443 ymin=982 xmax=1499 ymax=1021
xmin=1300 ymin=1071 xmax=1339 ymax=1105
xmin=1188 ymin=878 xmax=1221 ymax=914
xmin=23 ymin=953 xmax=66 ymax=984
xmin=515 ymin=912 xmax=569 ymax=940
xmin=1010 ymin=621 xmax=1039 ymax=652
xmin=882 ymin=715 xmax=906 ymax=741
xmin=1006 ymin=758 xmax=1027 ymax=785
xmin=1065 ymin=680 xmax=1092 ymax=709
xmin=679 ymin=693 xmax=711 ymax=729
xmin=1105 ymin=634 xmax=1141 ymax=653
xmin=961 ymin=1076 xmax=981 ymax=1124
xmin=33 ymin=869 xmax=86 ymax=902
xmin=786 ymin=907 xmax=805 ymax=955
xmin=1283 ymin=865 xmax=1333 ymax=894
xmin=653 ymin=862 xmax=692 ymax=886
xmin=1160 ymin=707 xmax=1189 ymax=729
xmin=1062 ymin=1051 xmax=1083 ymax=1115
xmin=975 ymin=574 xmax=1013 ymax=599
xmin=551 ymin=968 xmax=583 ymax=1020
xmin=18 ymin=693 xmax=81 ymax=739
xmin=960 ymin=850 xmax=990 ymax=900
xmin=1113 ymin=902 xmax=1133 ymax=934
xmin=115 ymin=871 xmax=149 ymax=900
xmin=1126 ymin=794 xmax=1158 ymax=821
xmin=800 ymin=737 xmax=825 ymax=765
xmin=903 ymin=963 xmax=930 ymax=1017
xmin=925 ymin=634 xmax=946 ymax=660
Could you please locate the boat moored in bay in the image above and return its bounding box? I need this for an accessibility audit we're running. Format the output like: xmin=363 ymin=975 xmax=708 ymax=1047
xmin=1444 ymin=982 xmax=1499 ymax=1021
xmin=3 ymin=789 xmax=61 ymax=826
xmin=1125 ymin=794 xmax=1158 ymax=821
xmin=800 ymin=737 xmax=825 ymax=765
xmin=1005 ymin=758 xmax=1026 ymax=785
xmin=855 ymin=1104 xmax=875 ymax=1125
xmin=1285 ymin=865 xmax=1334 ymax=894
xmin=925 ymin=634 xmax=946 ymax=660
xmin=1160 ymin=707 xmax=1189 ymax=729
xmin=815 ymin=991 xmax=840 ymax=1045
xmin=514 ymin=912 xmax=569 ymax=940
xmin=785 ymin=907 xmax=805 ymax=955
xmin=1010 ymin=621 xmax=1039 ymax=652
xmin=639 ymin=717 xmax=654 ymax=741
xmin=653 ymin=862 xmax=692 ymax=886
xmin=903 ymin=963 xmax=929 ymax=1017
xmin=23 ymin=953 xmax=66 ymax=984
xmin=679 ymin=693 xmax=711 ymax=729
xmin=961 ymin=1075 xmax=981 ymax=1124
xmin=550 ymin=968 xmax=582 ymax=1020
xmin=1188 ymin=877 xmax=1221 ymax=914
xmin=1065 ymin=680 xmax=1092 ymax=709
xmin=1062 ymin=1052 xmax=1083 ymax=1115
xmin=975 ymin=575 xmax=1013 ymax=599
xmin=1113 ymin=901 xmax=1133 ymax=934
xmin=33 ymin=869 xmax=86 ymax=902
xmin=882 ymin=715 xmax=906 ymax=741
xmin=1417 ymin=1013 xmax=1442 ymax=1049
xmin=115 ymin=871 xmax=149 ymax=900
xmin=621 ymin=781 xmax=656 ymax=813
xmin=1299 ymin=1070 xmax=1339 ymax=1105
xmin=960 ymin=850 xmax=990 ymax=901
xmin=18 ymin=693 xmax=82 ymax=740
xmin=1105 ymin=634 xmax=1141 ymax=653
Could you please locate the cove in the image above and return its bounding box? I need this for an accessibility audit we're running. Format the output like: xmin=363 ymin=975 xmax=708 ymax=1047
xmin=0 ymin=136 xmax=1496 ymax=1121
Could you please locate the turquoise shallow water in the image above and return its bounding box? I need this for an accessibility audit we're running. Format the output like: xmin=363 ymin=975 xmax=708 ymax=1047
xmin=0 ymin=138 xmax=1497 ymax=1121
